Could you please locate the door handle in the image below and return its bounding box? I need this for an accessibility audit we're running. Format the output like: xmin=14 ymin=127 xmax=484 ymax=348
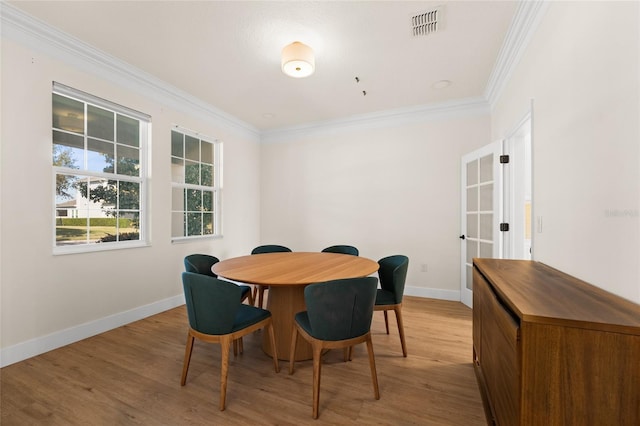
xmin=459 ymin=234 xmax=466 ymax=240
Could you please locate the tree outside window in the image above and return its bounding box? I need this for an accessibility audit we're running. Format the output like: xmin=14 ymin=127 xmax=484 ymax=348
xmin=170 ymin=128 xmax=221 ymax=240
xmin=52 ymin=83 xmax=148 ymax=251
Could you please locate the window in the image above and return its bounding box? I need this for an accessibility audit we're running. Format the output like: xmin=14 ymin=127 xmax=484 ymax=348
xmin=52 ymin=82 xmax=150 ymax=253
xmin=171 ymin=127 xmax=222 ymax=240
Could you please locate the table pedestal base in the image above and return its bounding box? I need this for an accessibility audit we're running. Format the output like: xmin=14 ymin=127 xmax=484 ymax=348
xmin=262 ymin=285 xmax=312 ymax=361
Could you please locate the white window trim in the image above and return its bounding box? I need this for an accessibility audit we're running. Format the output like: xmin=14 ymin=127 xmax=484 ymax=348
xmin=170 ymin=125 xmax=223 ymax=242
xmin=52 ymin=82 xmax=151 ymax=255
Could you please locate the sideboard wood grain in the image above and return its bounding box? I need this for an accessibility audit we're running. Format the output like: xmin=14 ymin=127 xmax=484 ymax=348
xmin=473 ymin=259 xmax=640 ymax=426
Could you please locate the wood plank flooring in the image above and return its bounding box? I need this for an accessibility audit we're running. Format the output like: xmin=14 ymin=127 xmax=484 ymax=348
xmin=1 ymin=297 xmax=486 ymax=425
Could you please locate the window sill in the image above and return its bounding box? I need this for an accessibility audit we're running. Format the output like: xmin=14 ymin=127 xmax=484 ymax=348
xmin=53 ymin=240 xmax=151 ymax=256
xmin=171 ymin=234 xmax=223 ymax=244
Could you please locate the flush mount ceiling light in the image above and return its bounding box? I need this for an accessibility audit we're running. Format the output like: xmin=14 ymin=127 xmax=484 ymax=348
xmin=432 ymin=79 xmax=452 ymax=89
xmin=281 ymin=41 xmax=315 ymax=78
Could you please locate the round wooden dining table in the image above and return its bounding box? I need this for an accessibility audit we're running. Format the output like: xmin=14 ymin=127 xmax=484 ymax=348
xmin=212 ymin=252 xmax=379 ymax=361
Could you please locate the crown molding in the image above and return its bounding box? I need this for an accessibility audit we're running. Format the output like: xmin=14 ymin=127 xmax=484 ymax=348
xmin=262 ymin=0 xmax=549 ymax=143
xmin=484 ymin=0 xmax=550 ymax=108
xmin=261 ymin=97 xmax=490 ymax=144
xmin=1 ymin=1 xmax=547 ymax=144
xmin=0 ymin=2 xmax=260 ymax=140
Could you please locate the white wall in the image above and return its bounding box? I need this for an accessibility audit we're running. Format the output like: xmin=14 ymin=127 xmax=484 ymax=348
xmin=3 ymin=0 xmax=638 ymax=368
xmin=0 ymin=37 xmax=261 ymax=365
xmin=492 ymin=1 xmax=640 ymax=302
xmin=260 ymin=111 xmax=491 ymax=299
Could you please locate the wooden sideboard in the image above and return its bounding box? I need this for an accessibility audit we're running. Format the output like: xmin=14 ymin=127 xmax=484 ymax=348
xmin=472 ymin=258 xmax=640 ymax=426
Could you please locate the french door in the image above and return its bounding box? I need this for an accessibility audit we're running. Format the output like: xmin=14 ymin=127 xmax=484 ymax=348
xmin=460 ymin=142 xmax=503 ymax=308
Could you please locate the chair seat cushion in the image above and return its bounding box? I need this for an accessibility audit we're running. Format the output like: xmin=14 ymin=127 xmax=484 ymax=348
xmin=375 ymin=289 xmax=397 ymax=306
xmin=232 ymin=305 xmax=271 ymax=332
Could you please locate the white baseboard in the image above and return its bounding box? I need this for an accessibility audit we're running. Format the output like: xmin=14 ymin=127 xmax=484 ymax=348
xmin=0 ymin=294 xmax=185 ymax=368
xmin=404 ymin=285 xmax=461 ymax=301
xmin=1 ymin=286 xmax=460 ymax=368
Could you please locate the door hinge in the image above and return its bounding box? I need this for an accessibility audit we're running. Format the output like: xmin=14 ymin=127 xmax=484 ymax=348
xmin=500 ymin=223 xmax=510 ymax=232
xmin=500 ymin=155 xmax=510 ymax=164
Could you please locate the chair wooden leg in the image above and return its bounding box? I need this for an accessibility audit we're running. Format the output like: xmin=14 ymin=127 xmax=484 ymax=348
xmin=219 ymin=336 xmax=231 ymax=411
xmin=258 ymin=285 xmax=267 ymax=308
xmin=241 ymin=291 xmax=252 ymax=306
xmin=365 ymin=334 xmax=380 ymax=400
xmin=251 ymin=286 xmax=258 ymax=306
xmin=231 ymin=338 xmax=244 ymax=357
xmin=267 ymin=322 xmax=280 ymax=373
xmin=289 ymin=326 xmax=299 ymax=374
xmin=383 ymin=310 xmax=390 ymax=334
xmin=312 ymin=343 xmax=323 ymax=419
xmin=180 ymin=333 xmax=195 ymax=386
xmin=394 ymin=306 xmax=407 ymax=357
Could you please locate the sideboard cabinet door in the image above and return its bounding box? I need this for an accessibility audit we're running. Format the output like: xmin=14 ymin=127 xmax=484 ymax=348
xmin=473 ymin=258 xmax=640 ymax=426
xmin=473 ymin=267 xmax=520 ymax=425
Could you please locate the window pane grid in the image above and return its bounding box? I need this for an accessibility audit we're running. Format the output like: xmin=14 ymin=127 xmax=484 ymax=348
xmin=170 ymin=127 xmax=221 ymax=240
xmin=465 ymin=151 xmax=495 ymax=268
xmin=53 ymin=86 xmax=148 ymax=251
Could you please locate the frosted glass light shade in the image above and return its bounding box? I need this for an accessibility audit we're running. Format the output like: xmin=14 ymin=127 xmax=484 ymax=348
xmin=281 ymin=42 xmax=315 ymax=78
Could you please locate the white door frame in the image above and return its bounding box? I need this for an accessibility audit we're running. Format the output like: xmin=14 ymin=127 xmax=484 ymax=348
xmin=504 ymin=112 xmax=533 ymax=260
xmin=460 ymin=141 xmax=504 ymax=308
xmin=460 ymin=106 xmax=534 ymax=307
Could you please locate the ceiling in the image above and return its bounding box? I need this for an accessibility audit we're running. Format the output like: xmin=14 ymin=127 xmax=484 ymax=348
xmin=9 ymin=1 xmax=519 ymax=132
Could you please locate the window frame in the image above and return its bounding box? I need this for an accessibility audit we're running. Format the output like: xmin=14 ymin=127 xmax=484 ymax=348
xmin=170 ymin=126 xmax=223 ymax=242
xmin=52 ymin=82 xmax=151 ymax=254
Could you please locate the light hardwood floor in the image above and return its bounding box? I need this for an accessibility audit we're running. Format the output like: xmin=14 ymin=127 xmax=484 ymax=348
xmin=1 ymin=297 xmax=486 ymax=425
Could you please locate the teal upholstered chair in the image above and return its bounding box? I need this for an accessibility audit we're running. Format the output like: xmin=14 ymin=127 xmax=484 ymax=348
xmin=289 ymin=277 xmax=380 ymax=419
xmin=180 ymin=272 xmax=279 ymax=411
xmin=374 ymin=255 xmax=409 ymax=357
xmin=251 ymin=245 xmax=292 ymax=254
xmin=184 ymin=254 xmax=254 ymax=305
xmin=250 ymin=245 xmax=292 ymax=308
xmin=321 ymin=245 xmax=359 ymax=256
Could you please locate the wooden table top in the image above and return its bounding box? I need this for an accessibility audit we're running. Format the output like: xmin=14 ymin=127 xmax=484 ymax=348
xmin=212 ymin=252 xmax=379 ymax=286
xmin=473 ymin=258 xmax=640 ymax=333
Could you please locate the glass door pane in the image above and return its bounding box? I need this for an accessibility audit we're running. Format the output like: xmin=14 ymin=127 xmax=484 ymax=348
xmin=460 ymin=142 xmax=502 ymax=307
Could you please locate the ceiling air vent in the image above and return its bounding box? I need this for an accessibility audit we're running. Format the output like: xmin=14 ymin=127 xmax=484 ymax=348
xmin=412 ymin=8 xmax=441 ymax=36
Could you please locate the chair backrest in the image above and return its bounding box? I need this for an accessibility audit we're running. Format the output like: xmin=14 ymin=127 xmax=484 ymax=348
xmin=304 ymin=277 xmax=378 ymax=341
xmin=184 ymin=254 xmax=220 ymax=277
xmin=378 ymin=255 xmax=409 ymax=304
xmin=182 ymin=272 xmax=241 ymax=335
xmin=251 ymin=245 xmax=292 ymax=254
xmin=321 ymin=245 xmax=359 ymax=256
